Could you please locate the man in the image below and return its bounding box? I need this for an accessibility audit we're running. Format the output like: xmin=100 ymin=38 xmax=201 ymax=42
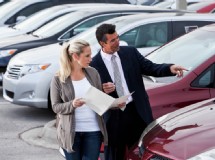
xmin=90 ymin=23 xmax=186 ymax=160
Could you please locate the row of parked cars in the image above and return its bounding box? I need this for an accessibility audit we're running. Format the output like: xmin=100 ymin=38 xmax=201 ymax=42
xmin=3 ymin=11 xmax=215 ymax=109
xmin=1 ymin=1 xmax=215 ymax=159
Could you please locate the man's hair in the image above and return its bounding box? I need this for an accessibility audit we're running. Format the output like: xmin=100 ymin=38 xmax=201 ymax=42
xmin=96 ymin=24 xmax=116 ymax=43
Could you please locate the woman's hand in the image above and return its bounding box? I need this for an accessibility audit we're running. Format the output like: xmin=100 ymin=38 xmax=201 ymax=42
xmin=72 ymin=98 xmax=85 ymax=108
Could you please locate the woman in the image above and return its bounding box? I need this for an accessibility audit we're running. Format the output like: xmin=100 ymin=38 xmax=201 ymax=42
xmin=50 ymin=39 xmax=108 ymax=160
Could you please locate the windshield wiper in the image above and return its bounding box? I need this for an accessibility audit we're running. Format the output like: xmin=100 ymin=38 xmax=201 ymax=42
xmin=8 ymin=24 xmax=16 ymax=29
xmin=31 ymin=33 xmax=40 ymax=38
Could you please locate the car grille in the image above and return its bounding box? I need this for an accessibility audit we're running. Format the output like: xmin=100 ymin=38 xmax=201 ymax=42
xmin=150 ymin=155 xmax=171 ymax=160
xmin=7 ymin=65 xmax=23 ymax=79
xmin=142 ymin=147 xmax=172 ymax=160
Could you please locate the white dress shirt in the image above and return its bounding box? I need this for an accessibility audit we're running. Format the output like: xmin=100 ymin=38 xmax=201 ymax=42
xmin=100 ymin=50 xmax=132 ymax=103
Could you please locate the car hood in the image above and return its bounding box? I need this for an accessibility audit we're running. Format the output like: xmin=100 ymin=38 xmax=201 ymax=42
xmin=144 ymin=98 xmax=215 ymax=159
xmin=0 ymin=34 xmax=39 ymax=47
xmin=9 ymin=43 xmax=61 ymax=65
xmin=0 ymin=26 xmax=25 ymax=40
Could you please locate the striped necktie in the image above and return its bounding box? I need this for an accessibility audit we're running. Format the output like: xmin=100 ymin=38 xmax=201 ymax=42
xmin=111 ymin=55 xmax=124 ymax=97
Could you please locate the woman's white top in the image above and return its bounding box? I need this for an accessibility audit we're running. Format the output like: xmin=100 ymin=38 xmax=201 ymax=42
xmin=72 ymin=77 xmax=100 ymax=132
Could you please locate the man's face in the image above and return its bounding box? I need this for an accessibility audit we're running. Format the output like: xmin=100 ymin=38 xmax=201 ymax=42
xmin=101 ymin=32 xmax=120 ymax=54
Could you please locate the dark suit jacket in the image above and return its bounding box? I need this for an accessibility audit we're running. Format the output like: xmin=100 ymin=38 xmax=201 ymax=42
xmin=90 ymin=46 xmax=174 ymax=124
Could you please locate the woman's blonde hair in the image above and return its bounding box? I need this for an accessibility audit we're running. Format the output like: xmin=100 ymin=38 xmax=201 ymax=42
xmin=57 ymin=39 xmax=90 ymax=82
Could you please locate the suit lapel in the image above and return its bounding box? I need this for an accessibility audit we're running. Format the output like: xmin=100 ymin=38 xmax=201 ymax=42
xmin=96 ymin=52 xmax=113 ymax=83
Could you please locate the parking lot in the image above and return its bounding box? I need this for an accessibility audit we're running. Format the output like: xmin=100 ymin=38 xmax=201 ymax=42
xmin=0 ymin=1 xmax=215 ymax=159
xmin=0 ymin=87 xmax=63 ymax=160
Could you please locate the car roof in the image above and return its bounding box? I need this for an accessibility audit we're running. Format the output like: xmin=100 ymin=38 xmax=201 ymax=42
xmin=34 ymin=6 xmax=183 ymax=37
xmin=113 ymin=12 xmax=215 ymax=21
xmin=15 ymin=3 xmax=138 ymax=28
xmin=97 ymin=12 xmax=215 ymax=30
xmin=56 ymin=5 xmax=189 ymax=17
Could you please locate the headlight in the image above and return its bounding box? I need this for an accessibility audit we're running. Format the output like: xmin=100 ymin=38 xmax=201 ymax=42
xmin=188 ymin=149 xmax=215 ymax=160
xmin=20 ymin=64 xmax=50 ymax=77
xmin=0 ymin=49 xmax=17 ymax=58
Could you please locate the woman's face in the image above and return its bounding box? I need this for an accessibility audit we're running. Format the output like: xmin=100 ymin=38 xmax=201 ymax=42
xmin=76 ymin=46 xmax=92 ymax=68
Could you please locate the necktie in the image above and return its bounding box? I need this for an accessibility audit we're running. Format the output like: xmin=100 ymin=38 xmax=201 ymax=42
xmin=111 ymin=55 xmax=124 ymax=97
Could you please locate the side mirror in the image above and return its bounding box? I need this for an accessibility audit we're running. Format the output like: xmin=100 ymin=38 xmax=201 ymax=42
xmin=120 ymin=40 xmax=128 ymax=46
xmin=16 ymin=16 xmax=26 ymax=23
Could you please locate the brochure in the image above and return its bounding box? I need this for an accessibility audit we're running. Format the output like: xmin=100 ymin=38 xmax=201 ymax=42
xmin=83 ymin=86 xmax=133 ymax=116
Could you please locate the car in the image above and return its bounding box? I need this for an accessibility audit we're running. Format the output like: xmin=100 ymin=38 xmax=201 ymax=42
xmin=127 ymin=97 xmax=215 ymax=160
xmin=188 ymin=1 xmax=215 ymax=13
xmin=0 ymin=0 xmax=76 ymax=27
xmin=0 ymin=6 xmax=180 ymax=81
xmin=142 ymin=23 xmax=215 ymax=119
xmin=154 ymin=0 xmax=207 ymax=9
xmin=0 ymin=0 xmax=9 ymax=6
xmin=0 ymin=3 xmax=126 ymax=40
xmin=75 ymin=12 xmax=215 ymax=56
xmin=3 ymin=13 xmax=215 ymax=109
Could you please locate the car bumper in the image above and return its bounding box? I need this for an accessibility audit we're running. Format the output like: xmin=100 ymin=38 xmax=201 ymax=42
xmin=3 ymin=71 xmax=53 ymax=108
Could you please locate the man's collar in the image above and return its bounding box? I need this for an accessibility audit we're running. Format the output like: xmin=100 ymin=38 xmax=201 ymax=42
xmin=101 ymin=49 xmax=119 ymax=61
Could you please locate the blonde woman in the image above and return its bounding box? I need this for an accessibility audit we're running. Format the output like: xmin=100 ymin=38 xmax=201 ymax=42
xmin=50 ymin=39 xmax=108 ymax=160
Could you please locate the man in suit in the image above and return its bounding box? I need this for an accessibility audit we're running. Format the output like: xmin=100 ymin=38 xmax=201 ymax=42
xmin=90 ymin=23 xmax=186 ymax=160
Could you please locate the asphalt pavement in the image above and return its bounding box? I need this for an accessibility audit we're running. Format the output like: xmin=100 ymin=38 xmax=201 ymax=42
xmin=0 ymin=86 xmax=63 ymax=160
xmin=0 ymin=86 xmax=104 ymax=160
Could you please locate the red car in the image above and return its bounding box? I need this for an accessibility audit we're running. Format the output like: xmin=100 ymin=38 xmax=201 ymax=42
xmin=128 ymin=98 xmax=215 ymax=160
xmin=127 ymin=23 xmax=215 ymax=160
xmin=188 ymin=1 xmax=215 ymax=13
xmin=144 ymin=23 xmax=215 ymax=119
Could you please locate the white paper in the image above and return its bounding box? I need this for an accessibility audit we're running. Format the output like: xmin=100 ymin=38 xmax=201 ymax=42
xmin=83 ymin=86 xmax=133 ymax=115
xmin=110 ymin=92 xmax=134 ymax=111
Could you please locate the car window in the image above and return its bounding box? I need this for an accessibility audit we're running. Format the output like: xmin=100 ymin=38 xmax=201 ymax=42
xmin=172 ymin=21 xmax=214 ymax=39
xmin=147 ymin=28 xmax=215 ymax=74
xmin=191 ymin=64 xmax=215 ymax=88
xmin=60 ymin=14 xmax=120 ymax=40
xmin=120 ymin=22 xmax=168 ymax=48
xmin=5 ymin=2 xmax=53 ymax=25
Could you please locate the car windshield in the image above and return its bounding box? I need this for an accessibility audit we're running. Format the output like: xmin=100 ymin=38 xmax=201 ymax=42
xmin=146 ymin=27 xmax=215 ymax=82
xmin=75 ymin=15 xmax=142 ymax=47
xmin=32 ymin=11 xmax=88 ymax=38
xmin=14 ymin=5 xmax=69 ymax=30
xmin=0 ymin=0 xmax=26 ymax=19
